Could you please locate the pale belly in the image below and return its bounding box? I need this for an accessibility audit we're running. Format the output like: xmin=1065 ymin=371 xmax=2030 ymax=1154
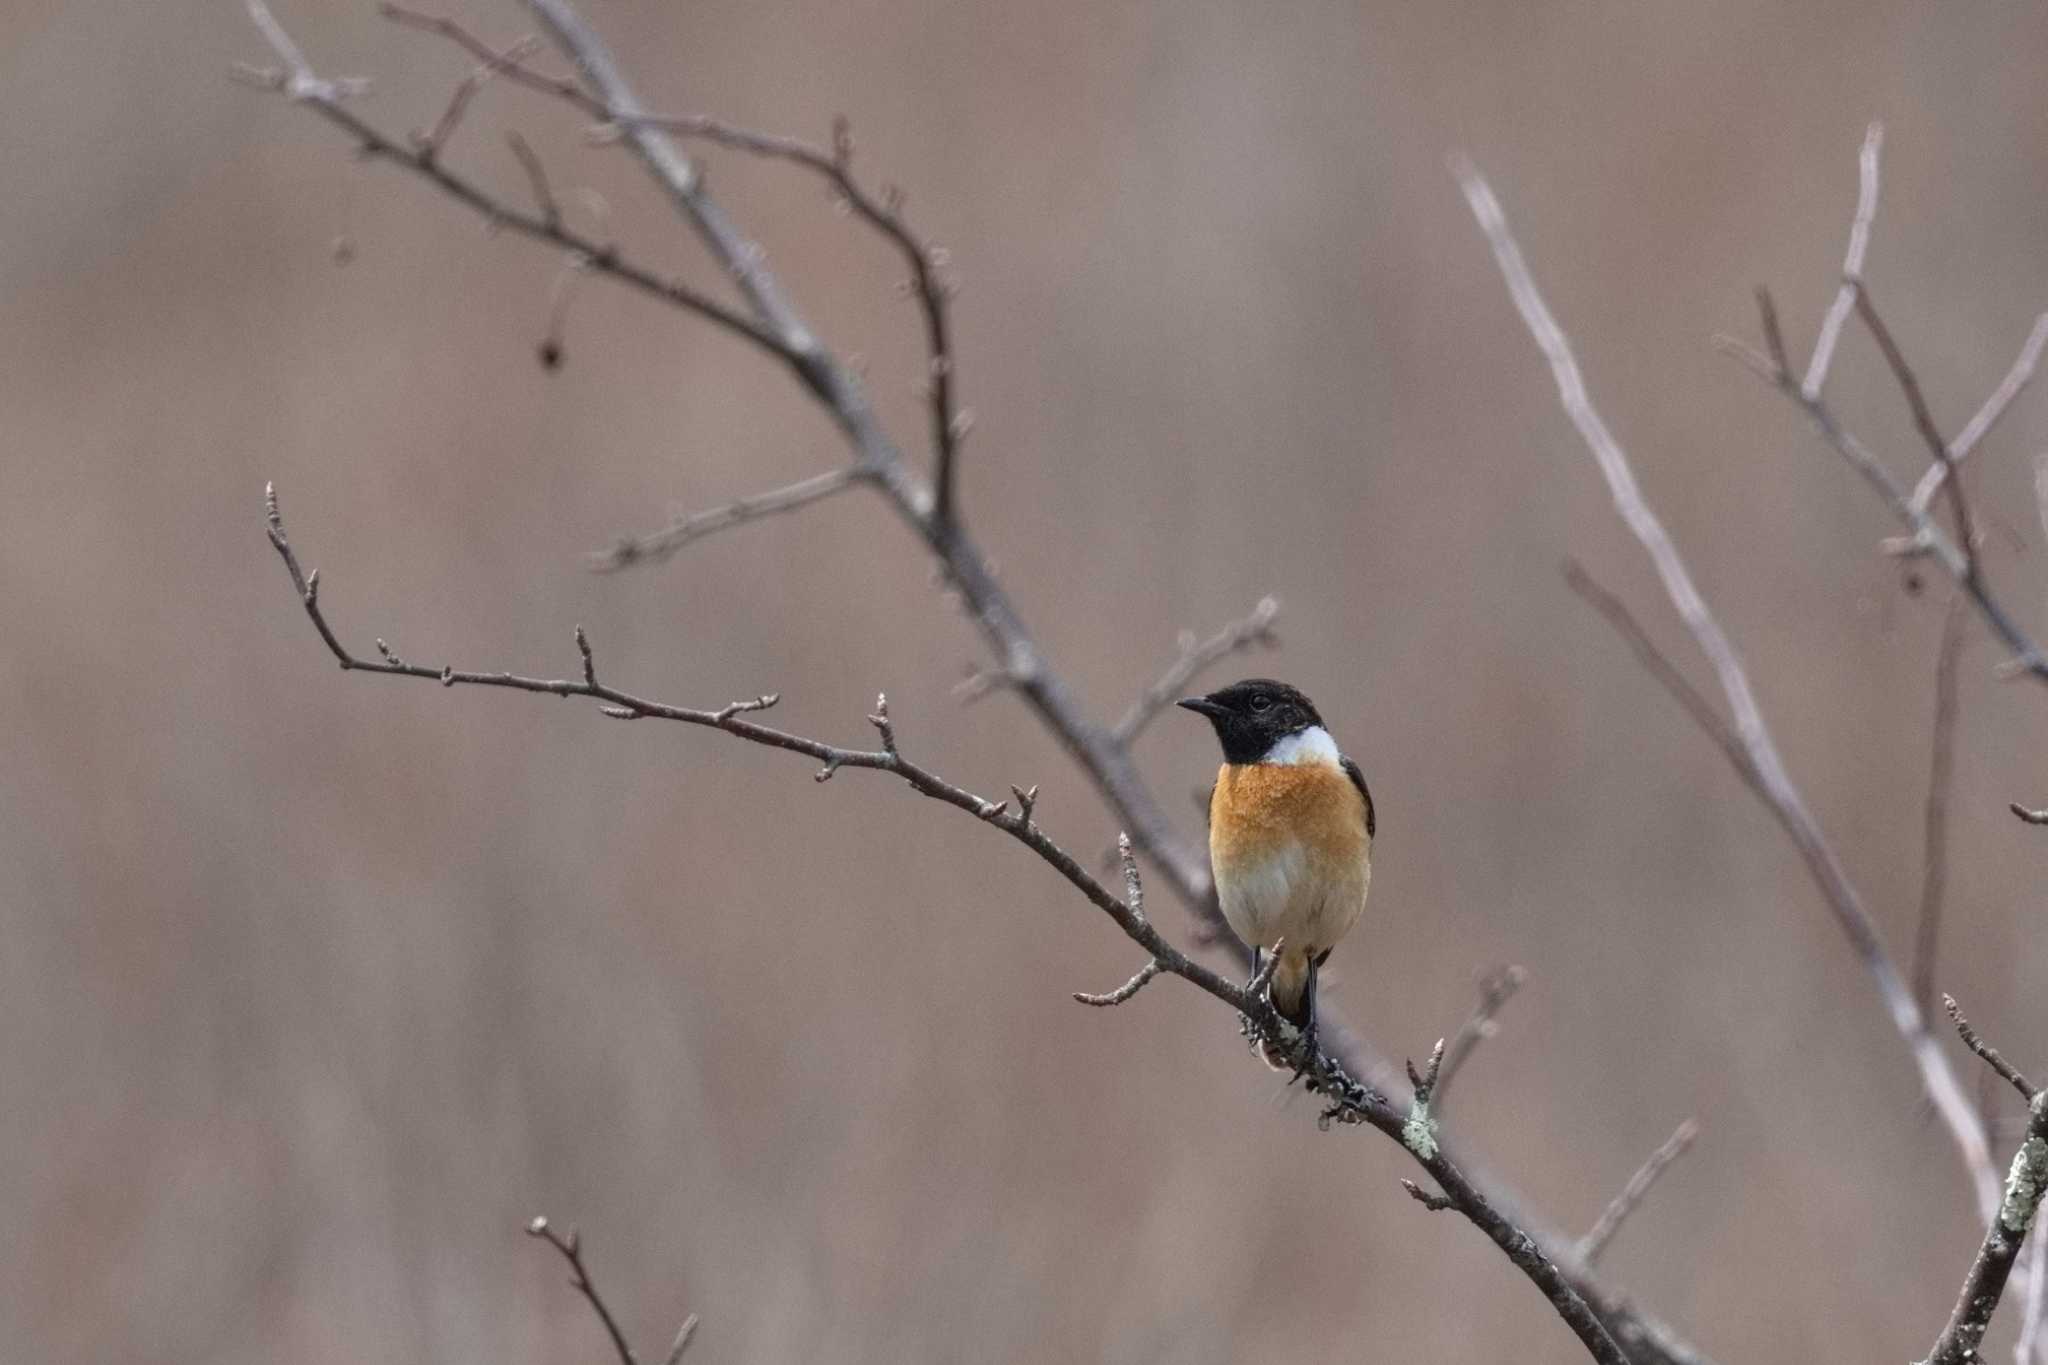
xmin=1216 ymin=842 xmax=1370 ymax=955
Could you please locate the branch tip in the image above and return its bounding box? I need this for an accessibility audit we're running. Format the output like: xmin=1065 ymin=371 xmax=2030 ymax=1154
xmin=1944 ymin=995 xmax=2037 ymax=1101
xmin=1073 ymin=958 xmax=1162 ymax=1007
xmin=1401 ymin=1178 xmax=1455 ymax=1213
xmin=1577 ymin=1117 xmax=1701 ymax=1265
xmin=664 ymin=1314 xmax=700 ymax=1365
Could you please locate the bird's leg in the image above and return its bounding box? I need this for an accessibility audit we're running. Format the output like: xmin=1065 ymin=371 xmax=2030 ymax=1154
xmin=1289 ymin=955 xmax=1323 ymax=1087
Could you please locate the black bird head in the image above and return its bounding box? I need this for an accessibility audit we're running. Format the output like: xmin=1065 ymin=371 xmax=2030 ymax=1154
xmin=1177 ymin=678 xmax=1326 ymax=764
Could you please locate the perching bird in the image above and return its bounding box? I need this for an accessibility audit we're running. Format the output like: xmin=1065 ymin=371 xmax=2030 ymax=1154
xmin=1178 ymin=679 xmax=1374 ymax=1056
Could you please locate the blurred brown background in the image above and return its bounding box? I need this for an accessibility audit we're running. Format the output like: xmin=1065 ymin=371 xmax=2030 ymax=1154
xmin=6 ymin=1 xmax=2048 ymax=1360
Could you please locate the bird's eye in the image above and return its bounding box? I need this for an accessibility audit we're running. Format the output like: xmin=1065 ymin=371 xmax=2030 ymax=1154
xmin=1250 ymin=694 xmax=1272 ymax=713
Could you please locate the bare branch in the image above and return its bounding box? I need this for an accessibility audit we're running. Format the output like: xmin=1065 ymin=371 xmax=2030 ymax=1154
xmin=1900 ymin=313 xmax=2048 ymax=535
xmin=265 ymin=482 xmax=1646 ymax=1364
xmin=1576 ymin=1119 xmax=1701 ymax=1266
xmin=1563 ymin=562 xmax=1752 ymax=777
xmin=593 ymin=466 xmax=869 ymax=570
xmin=1116 ymin=833 xmax=1145 ymax=922
xmin=1110 ymin=597 xmax=1281 ymax=746
xmin=232 ymin=9 xmax=777 ymax=355
xmin=380 ymin=5 xmax=603 ymax=117
xmin=1854 ymin=289 xmax=1981 ymax=582
xmin=243 ymin=0 xmax=370 ymax=102
xmin=504 ymin=130 xmax=561 ymax=231
xmin=1801 ymin=120 xmax=1882 ymax=401
xmin=1920 ymin=1091 xmax=2048 ymax=1365
xmin=1713 ymin=140 xmax=2048 ymax=686
xmin=1432 ymin=964 xmax=1528 ymax=1111
xmin=1755 ymin=285 xmax=1791 ymax=379
xmin=1946 ymin=995 xmax=2039 ymax=1102
xmin=527 ymin=1216 xmax=640 ymax=1365
xmin=1402 ymin=1178 xmax=1456 ymax=1213
xmin=249 ymin=8 xmax=1715 ymax=1357
xmin=1458 ymin=159 xmax=2003 ymax=1225
xmin=2014 ymin=803 xmax=2048 ymax=826
xmin=1073 ymin=959 xmax=1162 ymax=1007
xmin=663 ymin=1315 xmax=700 ymax=1365
xmin=396 ymin=5 xmax=964 ymax=526
xmin=1912 ymin=597 xmax=1966 ymax=1015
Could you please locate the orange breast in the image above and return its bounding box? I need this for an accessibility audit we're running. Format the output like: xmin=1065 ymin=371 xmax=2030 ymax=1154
xmin=1207 ymin=762 xmax=1372 ymax=954
xmin=1209 ymin=762 xmax=1370 ymax=869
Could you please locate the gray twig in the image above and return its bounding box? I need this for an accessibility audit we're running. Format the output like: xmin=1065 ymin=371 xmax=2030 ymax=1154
xmin=263 ymin=489 xmax=1645 ymax=1362
xmin=248 ymin=6 xmax=1711 ymax=1359
xmin=592 ymin=466 xmax=869 ymax=570
xmin=1457 ymin=157 xmax=2002 ymax=1225
xmin=663 ymin=1314 xmax=700 ymax=1365
xmin=1401 ymin=1178 xmax=1456 ymax=1213
xmin=1912 ymin=598 xmax=1966 ymax=1015
xmin=1945 ymin=995 xmax=2038 ymax=1102
xmin=526 ymin=1216 xmax=641 ymax=1365
xmin=1711 ymin=129 xmax=2048 ymax=685
xmin=1432 ymin=964 xmax=1528 ymax=1110
xmin=1919 ymin=1086 xmax=2048 ymax=1365
xmin=504 ymin=130 xmax=561 ymax=231
xmin=1801 ymin=121 xmax=1882 ymax=401
xmin=1576 ymin=1119 xmax=1701 ymax=1266
xmin=1073 ymin=959 xmax=1162 ymax=1007
xmin=235 ymin=3 xmax=775 ymax=353
xmin=1897 ymin=313 xmax=2048 ymax=544
xmin=1853 ymin=288 xmax=1981 ymax=585
xmin=1111 ymin=597 xmax=1281 ymax=746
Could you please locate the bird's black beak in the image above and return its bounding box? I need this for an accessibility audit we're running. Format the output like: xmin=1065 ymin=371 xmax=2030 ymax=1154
xmin=1177 ymin=696 xmax=1227 ymax=719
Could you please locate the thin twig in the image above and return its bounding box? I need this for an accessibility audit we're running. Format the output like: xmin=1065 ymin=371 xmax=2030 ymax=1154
xmin=265 ymin=485 xmax=1639 ymax=1365
xmin=414 ymin=57 xmax=494 ymax=158
xmin=1900 ymin=313 xmax=2048 ymax=534
xmin=1073 ymin=959 xmax=1162 ymax=1007
xmin=1713 ymin=130 xmax=2048 ymax=685
xmin=1854 ymin=288 xmax=1981 ymax=583
xmin=504 ymin=130 xmax=561 ymax=231
xmin=1457 ymin=158 xmax=2003 ymax=1225
xmin=592 ymin=466 xmax=869 ymax=570
xmin=392 ymin=5 xmax=965 ymax=523
xmin=606 ymin=110 xmax=966 ymax=524
xmin=1576 ymin=1119 xmax=1701 ymax=1266
xmin=1110 ymin=597 xmax=1281 ymax=746
xmin=527 ymin=1217 xmax=640 ymax=1365
xmin=1801 ymin=121 xmax=1882 ymax=401
xmin=380 ymin=4 xmax=606 ymax=118
xmin=1432 ymin=964 xmax=1529 ymax=1110
xmin=249 ymin=7 xmax=1709 ymax=1357
xmin=1912 ymin=597 xmax=1966 ymax=1015
xmin=235 ymin=4 xmax=776 ymax=355
xmin=663 ymin=1315 xmax=700 ymax=1365
xmin=1402 ymin=1178 xmax=1456 ymax=1213
xmin=2014 ymin=803 xmax=2048 ymax=826
xmin=1945 ymin=995 xmax=2038 ymax=1102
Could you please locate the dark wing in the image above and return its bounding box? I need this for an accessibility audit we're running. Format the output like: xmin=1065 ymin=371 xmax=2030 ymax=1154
xmin=1341 ymin=755 xmax=1375 ymax=839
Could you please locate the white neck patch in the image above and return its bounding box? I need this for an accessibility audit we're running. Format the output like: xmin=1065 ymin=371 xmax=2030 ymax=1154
xmin=1262 ymin=725 xmax=1340 ymax=767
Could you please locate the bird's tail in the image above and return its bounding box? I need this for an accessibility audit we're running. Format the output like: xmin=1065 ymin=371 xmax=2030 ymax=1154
xmin=1267 ymin=943 xmax=1317 ymax=1030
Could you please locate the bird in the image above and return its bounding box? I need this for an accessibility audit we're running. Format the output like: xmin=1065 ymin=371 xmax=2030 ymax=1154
xmin=1177 ymin=679 xmax=1374 ymax=1060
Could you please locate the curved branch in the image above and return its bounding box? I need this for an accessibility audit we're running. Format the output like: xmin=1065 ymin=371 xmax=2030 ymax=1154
xmin=1458 ymin=160 xmax=2002 ymax=1225
xmin=1921 ymin=1006 xmax=2048 ymax=1365
xmin=242 ymin=9 xmax=1713 ymax=1361
xmin=264 ymin=485 xmax=1630 ymax=1365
